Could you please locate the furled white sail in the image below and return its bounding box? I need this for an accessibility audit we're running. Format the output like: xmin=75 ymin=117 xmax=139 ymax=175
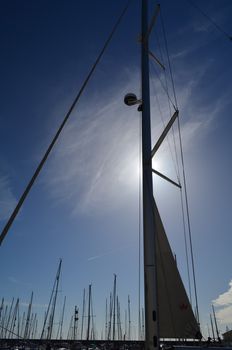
xmin=153 ymin=199 xmax=200 ymax=339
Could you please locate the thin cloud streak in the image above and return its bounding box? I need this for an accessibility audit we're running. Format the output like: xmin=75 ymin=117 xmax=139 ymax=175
xmin=8 ymin=276 xmax=32 ymax=288
xmin=87 ymin=244 xmax=132 ymax=262
xmin=43 ymin=73 xmax=141 ymax=216
xmin=0 ymin=175 xmax=17 ymax=221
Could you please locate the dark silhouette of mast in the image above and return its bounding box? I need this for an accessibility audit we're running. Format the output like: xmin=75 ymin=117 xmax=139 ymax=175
xmin=108 ymin=293 xmax=112 ymax=339
xmin=112 ymin=274 xmax=117 ymax=340
xmin=81 ymin=289 xmax=85 ymax=340
xmin=128 ymin=295 xmax=131 ymax=340
xmin=212 ymin=304 xmax=220 ymax=339
xmin=20 ymin=311 xmax=25 ymax=338
xmin=5 ymin=297 xmax=14 ymax=338
xmin=24 ymin=292 xmax=33 ymax=339
xmin=57 ymin=295 xmax=66 ymax=340
xmin=86 ymin=284 xmax=91 ymax=341
xmin=41 ymin=259 xmax=62 ymax=339
xmin=73 ymin=306 xmax=79 ymax=340
xmin=105 ymin=298 xmax=108 ymax=340
xmin=90 ymin=290 xmax=95 ymax=340
xmin=9 ymin=298 xmax=19 ymax=338
xmin=210 ymin=313 xmax=215 ymax=340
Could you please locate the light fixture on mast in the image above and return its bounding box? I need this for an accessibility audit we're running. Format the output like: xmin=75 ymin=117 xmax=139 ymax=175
xmin=124 ymin=93 xmax=142 ymax=111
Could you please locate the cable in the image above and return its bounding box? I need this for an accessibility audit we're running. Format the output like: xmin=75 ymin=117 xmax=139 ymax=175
xmin=177 ymin=116 xmax=200 ymax=324
xmin=159 ymin=7 xmax=195 ymax=309
xmin=150 ymin=61 xmax=176 ymax=110
xmin=185 ymin=0 xmax=232 ymax=41
xmin=150 ymin=76 xmax=180 ymax=184
xmin=160 ymin=9 xmax=178 ymax=109
xmin=180 ymin=188 xmax=192 ymax=305
xmin=0 ymin=0 xmax=131 ymax=246
xmin=138 ymin=107 xmax=142 ymax=341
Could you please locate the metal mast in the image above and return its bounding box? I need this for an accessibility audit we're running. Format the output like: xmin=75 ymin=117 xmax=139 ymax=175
xmin=210 ymin=313 xmax=215 ymax=340
xmin=81 ymin=290 xmax=85 ymax=340
xmin=141 ymin=1 xmax=159 ymax=349
xmin=105 ymin=298 xmax=108 ymax=340
xmin=57 ymin=295 xmax=66 ymax=340
xmin=128 ymin=295 xmax=131 ymax=340
xmin=41 ymin=259 xmax=62 ymax=339
xmin=24 ymin=292 xmax=33 ymax=339
xmin=212 ymin=305 xmax=220 ymax=339
xmin=73 ymin=306 xmax=79 ymax=340
xmin=112 ymin=274 xmax=117 ymax=341
xmin=86 ymin=284 xmax=91 ymax=341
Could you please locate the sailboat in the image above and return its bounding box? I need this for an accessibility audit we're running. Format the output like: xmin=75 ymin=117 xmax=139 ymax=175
xmin=1 ymin=1 xmax=229 ymax=349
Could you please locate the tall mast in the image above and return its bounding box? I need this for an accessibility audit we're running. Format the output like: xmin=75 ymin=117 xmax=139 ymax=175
xmin=57 ymin=295 xmax=66 ymax=340
xmin=90 ymin=288 xmax=95 ymax=340
xmin=141 ymin=1 xmax=159 ymax=349
xmin=210 ymin=313 xmax=215 ymax=340
xmin=212 ymin=305 xmax=220 ymax=339
xmin=73 ymin=306 xmax=79 ymax=340
xmin=112 ymin=274 xmax=117 ymax=340
xmin=24 ymin=292 xmax=33 ymax=339
xmin=81 ymin=289 xmax=85 ymax=340
xmin=41 ymin=259 xmax=62 ymax=339
xmin=105 ymin=298 xmax=108 ymax=340
xmin=5 ymin=297 xmax=14 ymax=338
xmin=128 ymin=295 xmax=131 ymax=340
xmin=86 ymin=284 xmax=91 ymax=341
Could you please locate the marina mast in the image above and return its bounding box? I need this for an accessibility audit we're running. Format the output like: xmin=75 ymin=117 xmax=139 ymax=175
xmin=141 ymin=1 xmax=159 ymax=349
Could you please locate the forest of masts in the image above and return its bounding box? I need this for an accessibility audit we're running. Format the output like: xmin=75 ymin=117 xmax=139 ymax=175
xmin=0 ymin=260 xmax=146 ymax=341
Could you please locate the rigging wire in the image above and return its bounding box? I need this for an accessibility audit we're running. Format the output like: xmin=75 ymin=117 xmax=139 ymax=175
xmin=155 ymin=6 xmax=198 ymax=312
xmin=0 ymin=0 xmax=131 ymax=246
xmin=158 ymin=14 xmax=181 ymax=183
xmin=162 ymin=5 xmax=200 ymax=320
xmin=180 ymin=188 xmax=192 ymax=305
xmin=159 ymin=9 xmax=193 ymax=304
xmin=177 ymin=116 xmax=200 ymax=323
xmin=154 ymin=26 xmax=180 ymax=183
xmin=160 ymin=10 xmax=178 ymax=109
xmin=150 ymin=62 xmax=176 ymax=110
xmin=138 ymin=108 xmax=142 ymax=341
xmin=185 ymin=0 xmax=232 ymax=41
xmin=150 ymin=74 xmax=180 ymax=184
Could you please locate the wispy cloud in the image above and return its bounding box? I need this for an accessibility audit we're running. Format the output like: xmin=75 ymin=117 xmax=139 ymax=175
xmin=213 ymin=280 xmax=232 ymax=325
xmin=41 ymin=53 xmax=227 ymax=217
xmin=8 ymin=276 xmax=32 ymax=288
xmin=43 ymin=73 xmax=141 ymax=216
xmin=0 ymin=175 xmax=17 ymax=221
xmin=87 ymin=245 xmax=131 ymax=262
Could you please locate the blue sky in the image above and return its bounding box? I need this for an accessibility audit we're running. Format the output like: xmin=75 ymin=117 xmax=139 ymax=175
xmin=0 ymin=0 xmax=232 ymax=340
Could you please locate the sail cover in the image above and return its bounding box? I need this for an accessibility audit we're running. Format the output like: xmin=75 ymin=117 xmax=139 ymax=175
xmin=153 ymin=199 xmax=200 ymax=339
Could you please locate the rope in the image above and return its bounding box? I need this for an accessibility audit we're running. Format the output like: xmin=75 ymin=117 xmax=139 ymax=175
xmin=177 ymin=116 xmax=200 ymax=324
xmin=156 ymin=24 xmax=180 ymax=184
xmin=0 ymin=0 xmax=131 ymax=246
xmin=150 ymin=76 xmax=180 ymax=183
xmin=185 ymin=0 xmax=232 ymax=41
xmin=150 ymin=17 xmax=180 ymax=184
xmin=159 ymin=7 xmax=196 ymax=311
xmin=138 ymin=109 xmax=142 ymax=341
xmin=160 ymin=9 xmax=178 ymax=109
xmin=150 ymin=61 xmax=176 ymax=110
xmin=180 ymin=188 xmax=192 ymax=305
